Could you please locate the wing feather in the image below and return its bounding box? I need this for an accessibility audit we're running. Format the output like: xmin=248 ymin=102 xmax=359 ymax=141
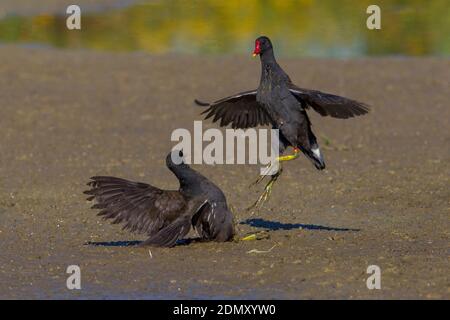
xmin=195 ymin=90 xmax=271 ymax=129
xmin=84 ymin=176 xmax=186 ymax=236
xmin=139 ymin=215 xmax=191 ymax=247
xmin=140 ymin=199 xmax=209 ymax=247
xmin=289 ymin=84 xmax=370 ymax=119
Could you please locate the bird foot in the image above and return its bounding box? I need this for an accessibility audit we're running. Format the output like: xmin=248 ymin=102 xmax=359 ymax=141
xmin=249 ymin=163 xmax=276 ymax=187
xmin=240 ymin=231 xmax=270 ymax=241
xmin=247 ymin=170 xmax=282 ymax=213
xmin=249 ymin=148 xmax=298 ymax=188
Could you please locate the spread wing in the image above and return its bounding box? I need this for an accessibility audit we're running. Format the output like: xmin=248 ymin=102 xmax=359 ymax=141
xmin=289 ymin=84 xmax=370 ymax=119
xmin=84 ymin=176 xmax=186 ymax=236
xmin=140 ymin=199 xmax=209 ymax=247
xmin=140 ymin=214 xmax=192 ymax=247
xmin=195 ymin=90 xmax=272 ymax=129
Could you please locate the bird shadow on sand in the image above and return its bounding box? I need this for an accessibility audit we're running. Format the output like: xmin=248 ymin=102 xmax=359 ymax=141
xmin=84 ymin=240 xmax=142 ymax=247
xmin=240 ymin=218 xmax=359 ymax=232
xmin=83 ymin=219 xmax=358 ymax=247
xmin=84 ymin=238 xmax=201 ymax=247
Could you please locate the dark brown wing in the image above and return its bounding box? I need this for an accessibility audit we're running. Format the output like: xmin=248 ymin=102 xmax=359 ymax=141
xmin=140 ymin=214 xmax=192 ymax=247
xmin=84 ymin=176 xmax=186 ymax=236
xmin=140 ymin=199 xmax=209 ymax=247
xmin=289 ymin=84 xmax=370 ymax=119
xmin=195 ymin=90 xmax=272 ymax=129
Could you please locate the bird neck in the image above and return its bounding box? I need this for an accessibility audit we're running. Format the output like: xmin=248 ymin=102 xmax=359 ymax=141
xmin=169 ymin=164 xmax=203 ymax=191
xmin=260 ymin=48 xmax=277 ymax=67
xmin=260 ymin=49 xmax=290 ymax=83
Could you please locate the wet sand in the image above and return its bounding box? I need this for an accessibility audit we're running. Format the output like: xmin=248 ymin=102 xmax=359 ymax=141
xmin=0 ymin=46 xmax=448 ymax=299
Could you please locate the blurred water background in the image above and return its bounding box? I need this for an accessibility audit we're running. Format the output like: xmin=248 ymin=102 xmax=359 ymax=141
xmin=0 ymin=0 xmax=448 ymax=57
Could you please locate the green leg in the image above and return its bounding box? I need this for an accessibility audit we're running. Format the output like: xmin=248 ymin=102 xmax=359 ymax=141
xmin=249 ymin=147 xmax=300 ymax=187
xmin=247 ymin=167 xmax=283 ymax=212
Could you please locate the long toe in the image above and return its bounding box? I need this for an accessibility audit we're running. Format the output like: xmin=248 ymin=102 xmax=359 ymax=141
xmin=250 ymin=173 xmax=268 ymax=187
xmin=247 ymin=172 xmax=281 ymax=212
xmin=249 ymin=164 xmax=275 ymax=187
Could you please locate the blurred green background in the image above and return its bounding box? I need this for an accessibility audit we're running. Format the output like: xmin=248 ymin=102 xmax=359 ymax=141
xmin=0 ymin=0 xmax=448 ymax=57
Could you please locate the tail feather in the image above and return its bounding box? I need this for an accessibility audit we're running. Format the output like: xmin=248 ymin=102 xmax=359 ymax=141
xmin=194 ymin=99 xmax=210 ymax=107
xmin=301 ymin=145 xmax=325 ymax=170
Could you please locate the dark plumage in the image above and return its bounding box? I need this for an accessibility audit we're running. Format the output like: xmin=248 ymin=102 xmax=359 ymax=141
xmin=196 ymin=36 xmax=369 ymax=170
xmin=84 ymin=151 xmax=235 ymax=247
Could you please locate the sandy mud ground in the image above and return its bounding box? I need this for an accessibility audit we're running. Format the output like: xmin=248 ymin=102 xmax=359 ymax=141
xmin=0 ymin=46 xmax=448 ymax=299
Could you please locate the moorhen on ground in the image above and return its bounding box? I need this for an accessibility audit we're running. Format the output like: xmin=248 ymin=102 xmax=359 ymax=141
xmin=195 ymin=36 xmax=369 ymax=209
xmin=84 ymin=150 xmax=235 ymax=247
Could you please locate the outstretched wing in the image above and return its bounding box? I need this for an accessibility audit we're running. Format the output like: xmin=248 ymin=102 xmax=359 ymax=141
xmin=195 ymin=90 xmax=272 ymax=129
xmin=140 ymin=199 xmax=209 ymax=247
xmin=140 ymin=215 xmax=192 ymax=247
xmin=84 ymin=176 xmax=186 ymax=236
xmin=289 ymin=84 xmax=370 ymax=119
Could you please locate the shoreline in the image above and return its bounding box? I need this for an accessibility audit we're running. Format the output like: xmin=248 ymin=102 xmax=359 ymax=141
xmin=0 ymin=0 xmax=142 ymax=17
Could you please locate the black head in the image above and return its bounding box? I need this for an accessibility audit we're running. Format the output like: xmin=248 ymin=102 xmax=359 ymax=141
xmin=166 ymin=149 xmax=206 ymax=194
xmin=166 ymin=149 xmax=186 ymax=169
xmin=253 ymin=36 xmax=273 ymax=57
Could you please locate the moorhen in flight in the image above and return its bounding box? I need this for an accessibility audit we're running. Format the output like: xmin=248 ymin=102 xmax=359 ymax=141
xmin=84 ymin=150 xmax=235 ymax=247
xmin=195 ymin=36 xmax=369 ymax=209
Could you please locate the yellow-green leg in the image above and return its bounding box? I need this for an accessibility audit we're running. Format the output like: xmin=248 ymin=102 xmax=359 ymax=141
xmin=240 ymin=231 xmax=270 ymax=241
xmin=277 ymin=147 xmax=301 ymax=162
xmin=247 ymin=167 xmax=283 ymax=212
xmin=247 ymin=147 xmax=301 ymax=212
xmin=249 ymin=147 xmax=301 ymax=187
xmin=242 ymin=148 xmax=302 ymax=240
